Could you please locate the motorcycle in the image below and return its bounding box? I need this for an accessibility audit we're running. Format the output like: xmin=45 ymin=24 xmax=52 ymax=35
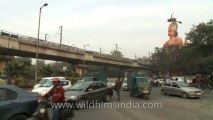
xmin=27 ymin=98 xmax=74 ymax=120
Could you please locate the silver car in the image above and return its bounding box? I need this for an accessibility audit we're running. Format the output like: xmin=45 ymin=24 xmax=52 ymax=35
xmin=161 ymin=81 xmax=202 ymax=98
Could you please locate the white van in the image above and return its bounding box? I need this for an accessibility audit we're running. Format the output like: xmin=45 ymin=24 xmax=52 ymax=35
xmin=33 ymin=77 xmax=66 ymax=89
xmin=32 ymin=79 xmax=72 ymax=96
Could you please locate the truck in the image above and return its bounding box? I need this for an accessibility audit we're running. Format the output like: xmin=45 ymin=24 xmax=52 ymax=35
xmin=79 ymin=72 xmax=108 ymax=84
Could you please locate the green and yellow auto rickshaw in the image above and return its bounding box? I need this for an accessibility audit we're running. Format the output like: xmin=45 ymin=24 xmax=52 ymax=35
xmin=127 ymin=74 xmax=152 ymax=100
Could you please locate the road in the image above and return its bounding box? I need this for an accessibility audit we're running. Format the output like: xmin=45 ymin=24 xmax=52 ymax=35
xmin=72 ymin=87 xmax=213 ymax=120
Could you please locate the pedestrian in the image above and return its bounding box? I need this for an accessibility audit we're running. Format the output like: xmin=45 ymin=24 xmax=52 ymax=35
xmin=115 ymin=77 xmax=123 ymax=101
xmin=43 ymin=78 xmax=65 ymax=120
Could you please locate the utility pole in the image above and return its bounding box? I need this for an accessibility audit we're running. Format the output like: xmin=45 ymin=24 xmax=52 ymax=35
xmin=100 ymin=47 xmax=102 ymax=54
xmin=148 ymin=52 xmax=151 ymax=58
xmin=114 ymin=44 xmax=118 ymax=52
xmin=135 ymin=54 xmax=137 ymax=60
xmin=45 ymin=34 xmax=47 ymax=42
xmin=59 ymin=26 xmax=63 ymax=47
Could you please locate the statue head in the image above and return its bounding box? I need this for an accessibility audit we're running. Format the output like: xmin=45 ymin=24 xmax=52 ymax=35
xmin=168 ymin=22 xmax=178 ymax=38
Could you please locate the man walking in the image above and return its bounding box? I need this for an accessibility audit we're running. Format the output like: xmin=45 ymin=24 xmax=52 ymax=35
xmin=115 ymin=77 xmax=123 ymax=101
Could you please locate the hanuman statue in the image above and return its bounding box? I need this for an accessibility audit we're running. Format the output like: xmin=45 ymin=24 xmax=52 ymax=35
xmin=163 ymin=14 xmax=184 ymax=47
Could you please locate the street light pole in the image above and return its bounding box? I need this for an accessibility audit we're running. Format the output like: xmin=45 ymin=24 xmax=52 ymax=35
xmin=83 ymin=44 xmax=89 ymax=77
xmin=35 ymin=3 xmax=48 ymax=84
xmin=59 ymin=26 xmax=63 ymax=48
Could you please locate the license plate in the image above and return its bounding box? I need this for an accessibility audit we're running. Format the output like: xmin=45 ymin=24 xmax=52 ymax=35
xmin=39 ymin=108 xmax=46 ymax=113
xmin=143 ymin=91 xmax=149 ymax=93
xmin=192 ymin=93 xmax=201 ymax=96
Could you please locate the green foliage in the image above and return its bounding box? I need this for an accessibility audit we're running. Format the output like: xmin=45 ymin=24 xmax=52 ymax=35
xmin=110 ymin=50 xmax=124 ymax=57
xmin=186 ymin=20 xmax=213 ymax=57
xmin=38 ymin=61 xmax=75 ymax=77
xmin=5 ymin=57 xmax=32 ymax=79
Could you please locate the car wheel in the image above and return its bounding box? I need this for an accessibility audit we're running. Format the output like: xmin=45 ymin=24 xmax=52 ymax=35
xmin=104 ymin=94 xmax=112 ymax=102
xmin=77 ymin=99 xmax=87 ymax=109
xmin=11 ymin=114 xmax=28 ymax=120
xmin=182 ymin=93 xmax=188 ymax=99
xmin=161 ymin=90 xmax=167 ymax=95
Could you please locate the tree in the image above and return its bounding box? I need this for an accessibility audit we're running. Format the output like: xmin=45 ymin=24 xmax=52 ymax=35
xmin=186 ymin=20 xmax=213 ymax=57
xmin=110 ymin=50 xmax=124 ymax=57
xmin=150 ymin=45 xmax=182 ymax=76
xmin=184 ymin=19 xmax=213 ymax=74
xmin=38 ymin=61 xmax=75 ymax=77
xmin=5 ymin=57 xmax=33 ymax=79
xmin=136 ymin=56 xmax=150 ymax=64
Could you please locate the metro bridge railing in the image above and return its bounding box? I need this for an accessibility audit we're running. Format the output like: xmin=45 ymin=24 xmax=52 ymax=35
xmin=0 ymin=29 xmax=149 ymax=64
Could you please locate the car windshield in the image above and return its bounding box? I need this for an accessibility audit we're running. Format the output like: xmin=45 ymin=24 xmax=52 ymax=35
xmin=39 ymin=80 xmax=52 ymax=87
xmin=38 ymin=78 xmax=50 ymax=84
xmin=178 ymin=82 xmax=190 ymax=87
xmin=70 ymin=82 xmax=90 ymax=91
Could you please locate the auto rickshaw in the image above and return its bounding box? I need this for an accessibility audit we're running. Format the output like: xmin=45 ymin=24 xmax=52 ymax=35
xmin=127 ymin=74 xmax=152 ymax=100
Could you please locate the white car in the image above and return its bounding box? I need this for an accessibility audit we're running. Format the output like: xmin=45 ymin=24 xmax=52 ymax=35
xmin=32 ymin=79 xmax=72 ymax=96
xmin=157 ymin=79 xmax=165 ymax=86
xmin=122 ymin=78 xmax=129 ymax=91
xmin=33 ymin=77 xmax=66 ymax=88
xmin=107 ymin=79 xmax=115 ymax=88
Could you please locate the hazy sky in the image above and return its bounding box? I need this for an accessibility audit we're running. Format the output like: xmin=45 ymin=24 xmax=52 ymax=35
xmin=0 ymin=0 xmax=213 ymax=59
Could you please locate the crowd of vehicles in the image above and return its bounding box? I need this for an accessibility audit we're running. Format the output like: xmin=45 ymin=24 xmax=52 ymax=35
xmin=0 ymin=73 xmax=206 ymax=120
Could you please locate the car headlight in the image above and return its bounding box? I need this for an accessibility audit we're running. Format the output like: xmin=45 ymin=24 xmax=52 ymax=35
xmin=68 ymin=96 xmax=78 ymax=100
xmin=39 ymin=90 xmax=49 ymax=95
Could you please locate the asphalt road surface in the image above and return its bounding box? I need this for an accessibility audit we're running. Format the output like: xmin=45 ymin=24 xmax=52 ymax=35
xmin=71 ymin=87 xmax=213 ymax=120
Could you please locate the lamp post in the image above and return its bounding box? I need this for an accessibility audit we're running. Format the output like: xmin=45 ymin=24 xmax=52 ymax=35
xmin=35 ymin=3 xmax=48 ymax=84
xmin=83 ymin=44 xmax=89 ymax=77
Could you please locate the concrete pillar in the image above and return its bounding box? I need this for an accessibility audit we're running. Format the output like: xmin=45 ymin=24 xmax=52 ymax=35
xmin=74 ymin=64 xmax=87 ymax=78
xmin=0 ymin=61 xmax=6 ymax=75
xmin=0 ymin=56 xmax=13 ymax=76
xmin=75 ymin=67 xmax=83 ymax=77
xmin=124 ymin=71 xmax=129 ymax=78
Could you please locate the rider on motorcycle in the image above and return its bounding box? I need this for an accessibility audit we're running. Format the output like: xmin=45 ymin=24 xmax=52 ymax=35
xmin=43 ymin=78 xmax=65 ymax=120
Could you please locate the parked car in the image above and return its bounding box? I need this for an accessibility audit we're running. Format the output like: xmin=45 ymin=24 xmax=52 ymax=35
xmin=0 ymin=85 xmax=39 ymax=120
xmin=65 ymin=81 xmax=113 ymax=108
xmin=33 ymin=77 xmax=66 ymax=88
xmin=107 ymin=79 xmax=115 ymax=89
xmin=122 ymin=78 xmax=129 ymax=91
xmin=157 ymin=79 xmax=165 ymax=86
xmin=161 ymin=81 xmax=203 ymax=98
xmin=32 ymin=79 xmax=72 ymax=95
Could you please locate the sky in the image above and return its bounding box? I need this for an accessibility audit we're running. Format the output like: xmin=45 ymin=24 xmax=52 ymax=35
xmin=0 ymin=0 xmax=213 ymax=59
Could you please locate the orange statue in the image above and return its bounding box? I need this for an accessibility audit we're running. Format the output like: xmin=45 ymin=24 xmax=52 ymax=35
xmin=163 ymin=15 xmax=185 ymax=47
